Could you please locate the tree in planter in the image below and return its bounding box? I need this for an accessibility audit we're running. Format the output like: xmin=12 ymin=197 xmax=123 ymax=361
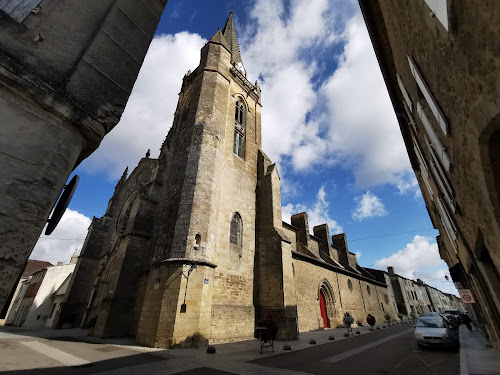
xmin=409 ymin=311 xmax=417 ymax=321
xmin=384 ymin=313 xmax=392 ymax=324
xmin=343 ymin=312 xmax=354 ymax=335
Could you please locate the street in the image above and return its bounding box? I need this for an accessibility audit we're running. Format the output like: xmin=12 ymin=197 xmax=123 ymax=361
xmin=0 ymin=324 xmax=459 ymax=375
xmin=251 ymin=324 xmax=459 ymax=375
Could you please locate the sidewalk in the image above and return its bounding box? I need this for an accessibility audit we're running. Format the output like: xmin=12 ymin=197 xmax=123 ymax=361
xmin=459 ymin=325 xmax=500 ymax=375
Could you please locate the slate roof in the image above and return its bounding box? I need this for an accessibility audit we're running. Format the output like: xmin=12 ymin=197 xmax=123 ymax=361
xmin=23 ymin=260 xmax=53 ymax=277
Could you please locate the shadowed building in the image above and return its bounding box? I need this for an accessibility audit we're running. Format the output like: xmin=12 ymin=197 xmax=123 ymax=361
xmin=0 ymin=0 xmax=169 ymax=315
xmin=359 ymin=0 xmax=500 ymax=349
xmin=58 ymin=12 xmax=396 ymax=348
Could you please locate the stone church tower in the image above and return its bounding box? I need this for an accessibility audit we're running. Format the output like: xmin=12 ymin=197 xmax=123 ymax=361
xmin=135 ymin=11 xmax=262 ymax=347
xmin=60 ymin=12 xmax=263 ymax=347
xmin=58 ymin=11 xmax=397 ymax=348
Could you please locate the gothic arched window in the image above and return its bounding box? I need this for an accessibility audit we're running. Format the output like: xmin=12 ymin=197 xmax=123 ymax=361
xmin=230 ymin=212 xmax=243 ymax=246
xmin=233 ymin=100 xmax=245 ymax=158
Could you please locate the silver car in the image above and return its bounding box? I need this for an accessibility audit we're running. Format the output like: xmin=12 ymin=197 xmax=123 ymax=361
xmin=414 ymin=313 xmax=458 ymax=350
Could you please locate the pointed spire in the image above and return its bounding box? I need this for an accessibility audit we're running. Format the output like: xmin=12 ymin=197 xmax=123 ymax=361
xmin=209 ymin=28 xmax=230 ymax=51
xmin=222 ymin=10 xmax=243 ymax=65
xmin=116 ymin=167 xmax=128 ymax=189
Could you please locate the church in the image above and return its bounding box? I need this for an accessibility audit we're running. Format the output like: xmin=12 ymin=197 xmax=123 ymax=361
xmin=57 ymin=12 xmax=397 ymax=348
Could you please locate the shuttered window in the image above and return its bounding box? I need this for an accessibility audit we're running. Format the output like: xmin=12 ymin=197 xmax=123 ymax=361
xmin=408 ymin=56 xmax=448 ymax=135
xmin=416 ymin=101 xmax=450 ymax=171
xmin=413 ymin=138 xmax=434 ymax=201
xmin=0 ymin=0 xmax=43 ymax=23
xmin=397 ymin=74 xmax=413 ymax=113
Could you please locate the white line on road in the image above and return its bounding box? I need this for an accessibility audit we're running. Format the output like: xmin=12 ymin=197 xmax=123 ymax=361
xmin=320 ymin=328 xmax=413 ymax=364
xmin=20 ymin=341 xmax=91 ymax=367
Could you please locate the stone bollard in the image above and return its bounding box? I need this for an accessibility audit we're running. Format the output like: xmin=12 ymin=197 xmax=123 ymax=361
xmin=309 ymin=339 xmax=316 ymax=345
xmin=283 ymin=344 xmax=291 ymax=350
xmin=207 ymin=346 xmax=216 ymax=354
xmin=329 ymin=335 xmax=335 ymax=340
xmin=356 ymin=330 xmax=361 ymax=334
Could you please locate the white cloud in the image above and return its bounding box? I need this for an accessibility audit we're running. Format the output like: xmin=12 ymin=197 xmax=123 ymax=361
xmin=240 ymin=0 xmax=415 ymax=190
xmin=375 ymin=235 xmax=458 ymax=295
xmin=321 ymin=14 xmax=412 ymax=187
xmin=375 ymin=236 xmax=442 ymax=279
xmin=241 ymin=0 xmax=338 ymax=166
xmin=30 ymin=209 xmax=91 ymax=265
xmin=282 ymin=185 xmax=343 ymax=234
xmin=352 ymin=191 xmax=387 ymax=221
xmin=355 ymin=251 xmax=362 ymax=259
xmin=81 ymin=32 xmax=207 ymax=179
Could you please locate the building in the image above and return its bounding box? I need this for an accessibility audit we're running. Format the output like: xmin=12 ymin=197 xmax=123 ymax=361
xmin=386 ymin=267 xmax=433 ymax=317
xmin=0 ymin=0 xmax=169 ymax=315
xmin=3 ymin=259 xmax=53 ymax=325
xmin=6 ymin=257 xmax=76 ymax=328
xmin=58 ymin=12 xmax=397 ymax=348
xmin=359 ymin=0 xmax=500 ymax=349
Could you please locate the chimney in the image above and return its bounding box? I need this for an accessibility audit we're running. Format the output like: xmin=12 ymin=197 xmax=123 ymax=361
xmin=313 ymin=224 xmax=331 ymax=258
xmin=332 ymin=233 xmax=350 ymax=268
xmin=291 ymin=212 xmax=310 ymax=248
xmin=387 ymin=266 xmax=395 ymax=275
xmin=56 ymin=262 xmax=64 ymax=266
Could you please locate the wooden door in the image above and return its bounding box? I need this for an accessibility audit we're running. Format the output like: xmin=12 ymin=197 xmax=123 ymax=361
xmin=320 ymin=292 xmax=329 ymax=328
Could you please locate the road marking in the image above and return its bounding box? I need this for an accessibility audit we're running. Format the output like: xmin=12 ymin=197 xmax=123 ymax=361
xmin=20 ymin=341 xmax=91 ymax=367
xmin=415 ymin=351 xmax=440 ymax=375
xmin=320 ymin=328 xmax=413 ymax=364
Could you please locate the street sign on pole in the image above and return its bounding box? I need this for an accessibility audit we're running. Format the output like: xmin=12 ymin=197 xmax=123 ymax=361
xmin=458 ymin=289 xmax=475 ymax=303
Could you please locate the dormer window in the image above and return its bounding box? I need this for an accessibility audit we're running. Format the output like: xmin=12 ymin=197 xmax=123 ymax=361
xmin=233 ymin=100 xmax=245 ymax=158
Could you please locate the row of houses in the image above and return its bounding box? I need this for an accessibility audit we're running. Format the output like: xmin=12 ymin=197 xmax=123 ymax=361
xmin=5 ymin=255 xmax=77 ymax=328
xmin=368 ymin=266 xmax=464 ymax=318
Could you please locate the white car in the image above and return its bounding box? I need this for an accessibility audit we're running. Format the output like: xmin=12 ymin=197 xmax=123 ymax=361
xmin=414 ymin=312 xmax=458 ymax=350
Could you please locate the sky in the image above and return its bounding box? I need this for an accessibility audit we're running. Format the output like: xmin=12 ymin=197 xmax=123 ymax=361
xmin=30 ymin=0 xmax=458 ymax=295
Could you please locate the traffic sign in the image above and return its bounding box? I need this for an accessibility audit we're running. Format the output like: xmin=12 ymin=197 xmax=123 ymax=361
xmin=458 ymin=289 xmax=475 ymax=303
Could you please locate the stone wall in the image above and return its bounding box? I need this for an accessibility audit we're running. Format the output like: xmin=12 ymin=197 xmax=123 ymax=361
xmin=293 ymin=258 xmax=395 ymax=332
xmin=0 ymin=0 xmax=168 ymax=314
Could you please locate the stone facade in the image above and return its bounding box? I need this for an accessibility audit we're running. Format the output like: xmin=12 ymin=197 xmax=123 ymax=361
xmin=0 ymin=0 xmax=169 ymax=316
xmin=59 ymin=12 xmax=397 ymax=348
xmin=359 ymin=0 xmax=500 ymax=349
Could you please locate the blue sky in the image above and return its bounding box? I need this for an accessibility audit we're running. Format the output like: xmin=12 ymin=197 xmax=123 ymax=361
xmin=30 ymin=0 xmax=457 ymax=295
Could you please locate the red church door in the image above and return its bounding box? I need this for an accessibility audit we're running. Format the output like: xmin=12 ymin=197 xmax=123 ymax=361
xmin=320 ymin=292 xmax=329 ymax=328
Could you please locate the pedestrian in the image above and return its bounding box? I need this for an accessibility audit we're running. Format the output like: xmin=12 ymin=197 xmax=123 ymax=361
xmin=461 ymin=313 xmax=472 ymax=331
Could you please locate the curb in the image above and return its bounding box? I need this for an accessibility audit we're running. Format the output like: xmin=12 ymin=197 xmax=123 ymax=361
xmin=459 ymin=326 xmax=468 ymax=375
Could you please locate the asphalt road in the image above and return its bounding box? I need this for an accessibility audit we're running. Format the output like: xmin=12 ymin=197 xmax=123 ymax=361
xmin=250 ymin=324 xmax=460 ymax=375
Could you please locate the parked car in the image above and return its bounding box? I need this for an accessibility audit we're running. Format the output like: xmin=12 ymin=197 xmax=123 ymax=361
xmin=414 ymin=313 xmax=458 ymax=350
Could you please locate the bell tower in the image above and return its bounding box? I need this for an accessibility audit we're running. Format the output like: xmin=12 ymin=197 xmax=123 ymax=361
xmin=136 ymin=11 xmax=262 ymax=348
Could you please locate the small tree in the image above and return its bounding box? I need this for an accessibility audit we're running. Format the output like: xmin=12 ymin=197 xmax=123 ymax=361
xmin=343 ymin=312 xmax=354 ymax=335
xmin=410 ymin=311 xmax=417 ymax=320
xmin=384 ymin=313 xmax=392 ymax=323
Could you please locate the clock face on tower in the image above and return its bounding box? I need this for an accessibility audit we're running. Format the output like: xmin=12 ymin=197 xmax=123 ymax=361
xmin=236 ymin=61 xmax=246 ymax=75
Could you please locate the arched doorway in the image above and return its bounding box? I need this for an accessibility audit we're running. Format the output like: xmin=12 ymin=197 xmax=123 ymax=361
xmin=320 ymin=291 xmax=329 ymax=328
xmin=319 ymin=279 xmax=337 ymax=328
